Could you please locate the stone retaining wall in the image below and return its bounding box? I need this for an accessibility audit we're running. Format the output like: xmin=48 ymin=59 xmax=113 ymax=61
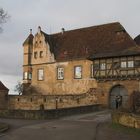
xmin=8 ymin=89 xmax=98 ymax=110
xmin=112 ymin=111 xmax=140 ymax=129
xmin=0 ymin=104 xmax=100 ymax=119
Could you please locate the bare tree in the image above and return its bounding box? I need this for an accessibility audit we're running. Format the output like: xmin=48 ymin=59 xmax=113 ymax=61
xmin=14 ymin=81 xmax=23 ymax=95
xmin=0 ymin=8 xmax=9 ymax=32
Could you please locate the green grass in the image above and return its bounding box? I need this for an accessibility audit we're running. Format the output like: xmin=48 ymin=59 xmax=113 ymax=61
xmin=110 ymin=122 xmax=140 ymax=136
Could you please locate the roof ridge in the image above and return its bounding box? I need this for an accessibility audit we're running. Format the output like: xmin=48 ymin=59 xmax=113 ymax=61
xmin=50 ymin=22 xmax=121 ymax=36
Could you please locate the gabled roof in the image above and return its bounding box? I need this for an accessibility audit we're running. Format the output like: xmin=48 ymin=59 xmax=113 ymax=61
xmin=134 ymin=35 xmax=140 ymax=45
xmin=49 ymin=22 xmax=138 ymax=60
xmin=23 ymin=22 xmax=139 ymax=60
xmin=0 ymin=81 xmax=9 ymax=91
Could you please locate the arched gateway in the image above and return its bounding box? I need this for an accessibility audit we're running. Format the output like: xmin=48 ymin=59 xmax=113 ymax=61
xmin=109 ymin=85 xmax=128 ymax=109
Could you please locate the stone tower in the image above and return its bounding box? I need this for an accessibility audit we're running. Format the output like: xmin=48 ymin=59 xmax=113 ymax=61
xmin=23 ymin=29 xmax=34 ymax=92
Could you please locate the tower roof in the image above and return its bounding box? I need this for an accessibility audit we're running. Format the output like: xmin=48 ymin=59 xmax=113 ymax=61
xmin=23 ymin=31 xmax=34 ymax=46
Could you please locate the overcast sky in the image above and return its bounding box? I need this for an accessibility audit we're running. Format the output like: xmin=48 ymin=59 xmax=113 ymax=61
xmin=0 ymin=0 xmax=140 ymax=94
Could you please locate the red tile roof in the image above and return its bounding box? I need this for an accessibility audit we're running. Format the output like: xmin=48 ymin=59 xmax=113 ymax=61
xmin=23 ymin=22 xmax=140 ymax=60
xmin=50 ymin=22 xmax=138 ymax=60
xmin=0 ymin=81 xmax=9 ymax=91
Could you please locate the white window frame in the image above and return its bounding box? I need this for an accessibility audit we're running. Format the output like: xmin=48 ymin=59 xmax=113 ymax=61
xmin=38 ymin=69 xmax=44 ymax=81
xmin=57 ymin=67 xmax=64 ymax=80
xmin=24 ymin=72 xmax=28 ymax=80
xmin=128 ymin=61 xmax=134 ymax=68
xmin=121 ymin=61 xmax=127 ymax=68
xmin=74 ymin=66 xmax=82 ymax=79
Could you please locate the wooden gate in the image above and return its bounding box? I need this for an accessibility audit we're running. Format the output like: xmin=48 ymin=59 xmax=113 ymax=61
xmin=109 ymin=85 xmax=128 ymax=109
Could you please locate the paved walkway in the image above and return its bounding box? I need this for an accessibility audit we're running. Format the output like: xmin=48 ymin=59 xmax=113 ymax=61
xmin=0 ymin=110 xmax=139 ymax=140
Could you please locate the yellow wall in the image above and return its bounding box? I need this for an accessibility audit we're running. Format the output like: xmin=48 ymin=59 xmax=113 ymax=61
xmin=31 ymin=59 xmax=97 ymax=95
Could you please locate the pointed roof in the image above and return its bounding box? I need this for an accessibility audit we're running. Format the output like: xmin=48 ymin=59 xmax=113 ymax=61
xmin=23 ymin=33 xmax=34 ymax=46
xmin=0 ymin=81 xmax=9 ymax=91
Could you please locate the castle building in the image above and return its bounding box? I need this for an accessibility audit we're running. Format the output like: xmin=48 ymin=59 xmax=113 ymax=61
xmin=8 ymin=22 xmax=140 ymax=110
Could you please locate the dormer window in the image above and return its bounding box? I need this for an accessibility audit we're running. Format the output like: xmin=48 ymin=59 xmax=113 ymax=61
xmin=115 ymin=28 xmax=126 ymax=35
xmin=34 ymin=52 xmax=37 ymax=59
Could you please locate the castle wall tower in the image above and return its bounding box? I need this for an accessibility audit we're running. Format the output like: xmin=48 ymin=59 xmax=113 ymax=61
xmin=23 ymin=29 xmax=34 ymax=84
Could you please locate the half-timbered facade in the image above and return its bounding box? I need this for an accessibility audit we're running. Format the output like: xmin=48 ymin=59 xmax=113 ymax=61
xmin=92 ymin=56 xmax=140 ymax=81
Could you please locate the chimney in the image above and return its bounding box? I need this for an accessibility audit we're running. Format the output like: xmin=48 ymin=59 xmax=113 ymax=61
xmin=38 ymin=26 xmax=41 ymax=34
xmin=61 ymin=28 xmax=65 ymax=34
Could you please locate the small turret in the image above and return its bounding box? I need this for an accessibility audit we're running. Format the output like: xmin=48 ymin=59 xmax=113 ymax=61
xmin=23 ymin=29 xmax=34 ymax=84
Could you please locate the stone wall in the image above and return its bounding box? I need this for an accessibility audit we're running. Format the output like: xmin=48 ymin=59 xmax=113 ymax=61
xmin=0 ymin=90 xmax=8 ymax=109
xmin=112 ymin=111 xmax=140 ymax=129
xmin=0 ymin=104 xmax=100 ymax=119
xmin=8 ymin=89 xmax=98 ymax=110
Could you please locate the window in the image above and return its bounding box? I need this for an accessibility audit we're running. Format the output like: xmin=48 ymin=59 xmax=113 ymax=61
xmin=40 ymin=51 xmax=43 ymax=58
xmin=34 ymin=52 xmax=37 ymax=59
xmin=29 ymin=73 xmax=32 ymax=80
xmin=24 ymin=72 xmax=28 ymax=80
xmin=23 ymin=72 xmax=32 ymax=80
xmin=57 ymin=67 xmax=64 ymax=80
xmin=128 ymin=61 xmax=134 ymax=68
xmin=100 ymin=63 xmax=106 ymax=70
xmin=38 ymin=69 xmax=44 ymax=81
xmin=74 ymin=66 xmax=82 ymax=79
xmin=121 ymin=61 xmax=127 ymax=68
